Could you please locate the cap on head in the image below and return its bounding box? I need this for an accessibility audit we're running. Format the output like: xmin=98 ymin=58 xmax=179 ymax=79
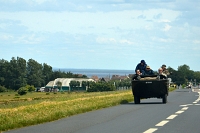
xmin=141 ymin=60 xmax=145 ymax=64
xmin=146 ymin=66 xmax=150 ymax=69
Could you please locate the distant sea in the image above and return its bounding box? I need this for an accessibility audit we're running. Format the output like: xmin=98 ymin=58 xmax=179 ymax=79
xmin=53 ymin=68 xmax=135 ymax=78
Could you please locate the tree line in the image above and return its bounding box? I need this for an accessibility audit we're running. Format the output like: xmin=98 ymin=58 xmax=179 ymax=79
xmin=167 ymin=64 xmax=200 ymax=86
xmin=0 ymin=57 xmax=199 ymax=92
xmin=0 ymin=57 xmax=87 ymax=91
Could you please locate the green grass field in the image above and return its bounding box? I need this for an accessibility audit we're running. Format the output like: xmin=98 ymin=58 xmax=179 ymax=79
xmin=0 ymin=90 xmax=134 ymax=132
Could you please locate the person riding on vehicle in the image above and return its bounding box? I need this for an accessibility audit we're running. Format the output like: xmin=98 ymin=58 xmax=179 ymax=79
xmin=161 ymin=64 xmax=170 ymax=76
xmin=158 ymin=68 xmax=167 ymax=79
xmin=144 ymin=65 xmax=154 ymax=75
xmin=135 ymin=60 xmax=147 ymax=75
xmin=132 ymin=69 xmax=142 ymax=80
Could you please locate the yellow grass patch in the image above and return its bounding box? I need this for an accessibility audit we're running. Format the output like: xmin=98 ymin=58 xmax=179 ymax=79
xmin=0 ymin=90 xmax=133 ymax=132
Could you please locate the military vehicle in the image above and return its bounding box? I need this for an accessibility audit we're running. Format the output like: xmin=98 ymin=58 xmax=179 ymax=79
xmin=132 ymin=75 xmax=169 ymax=104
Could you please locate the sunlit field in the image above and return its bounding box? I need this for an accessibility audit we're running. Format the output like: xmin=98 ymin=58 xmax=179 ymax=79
xmin=0 ymin=90 xmax=133 ymax=131
xmin=0 ymin=87 xmax=175 ymax=132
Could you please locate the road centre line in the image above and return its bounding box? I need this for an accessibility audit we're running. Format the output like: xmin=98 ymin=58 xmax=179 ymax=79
xmin=181 ymin=107 xmax=188 ymax=110
xmin=155 ymin=120 xmax=169 ymax=126
xmin=166 ymin=115 xmax=177 ymax=120
xmin=144 ymin=91 xmax=199 ymax=133
xmin=180 ymin=105 xmax=188 ymax=107
xmin=143 ymin=128 xmax=158 ymax=133
xmin=175 ymin=110 xmax=184 ymax=114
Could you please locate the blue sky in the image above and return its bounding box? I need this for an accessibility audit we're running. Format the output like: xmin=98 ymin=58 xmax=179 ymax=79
xmin=0 ymin=0 xmax=200 ymax=71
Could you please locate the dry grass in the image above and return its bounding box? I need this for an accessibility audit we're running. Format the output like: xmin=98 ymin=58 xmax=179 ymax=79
xmin=0 ymin=90 xmax=133 ymax=131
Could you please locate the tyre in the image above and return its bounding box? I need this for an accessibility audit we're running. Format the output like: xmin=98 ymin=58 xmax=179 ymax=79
xmin=134 ymin=96 xmax=140 ymax=104
xmin=162 ymin=94 xmax=167 ymax=104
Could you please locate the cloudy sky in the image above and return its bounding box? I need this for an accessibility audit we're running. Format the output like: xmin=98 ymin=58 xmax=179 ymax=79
xmin=0 ymin=0 xmax=200 ymax=71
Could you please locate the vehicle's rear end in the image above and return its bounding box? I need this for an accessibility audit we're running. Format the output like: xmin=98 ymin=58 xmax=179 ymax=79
xmin=132 ymin=75 xmax=169 ymax=104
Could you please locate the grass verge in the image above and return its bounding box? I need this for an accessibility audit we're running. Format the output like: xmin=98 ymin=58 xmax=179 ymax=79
xmin=0 ymin=90 xmax=133 ymax=131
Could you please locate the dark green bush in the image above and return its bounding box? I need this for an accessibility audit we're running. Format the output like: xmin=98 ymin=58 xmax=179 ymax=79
xmin=0 ymin=85 xmax=7 ymax=92
xmin=87 ymin=82 xmax=115 ymax=92
xmin=18 ymin=87 xmax=28 ymax=95
xmin=25 ymin=85 xmax=36 ymax=92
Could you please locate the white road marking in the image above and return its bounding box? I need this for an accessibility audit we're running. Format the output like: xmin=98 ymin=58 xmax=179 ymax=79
xmin=144 ymin=90 xmax=200 ymax=133
xmin=175 ymin=110 xmax=184 ymax=114
xmin=155 ymin=120 xmax=169 ymax=126
xmin=181 ymin=107 xmax=188 ymax=110
xmin=180 ymin=105 xmax=188 ymax=107
xmin=180 ymin=104 xmax=193 ymax=107
xmin=143 ymin=128 xmax=158 ymax=133
xmin=166 ymin=115 xmax=177 ymax=120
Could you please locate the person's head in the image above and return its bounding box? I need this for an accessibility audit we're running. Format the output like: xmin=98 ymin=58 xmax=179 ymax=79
xmin=136 ymin=69 xmax=141 ymax=75
xmin=158 ymin=68 xmax=163 ymax=74
xmin=161 ymin=64 xmax=166 ymax=70
xmin=140 ymin=60 xmax=146 ymax=65
xmin=146 ymin=66 xmax=150 ymax=71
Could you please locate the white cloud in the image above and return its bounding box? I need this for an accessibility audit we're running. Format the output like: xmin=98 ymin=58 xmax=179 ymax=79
xmin=0 ymin=9 xmax=181 ymax=35
xmin=0 ymin=1 xmax=200 ymax=71
xmin=163 ymin=24 xmax=172 ymax=31
xmin=0 ymin=34 xmax=13 ymax=40
xmin=119 ymin=39 xmax=133 ymax=45
xmin=151 ymin=37 xmax=172 ymax=43
xmin=193 ymin=40 xmax=200 ymax=44
xmin=34 ymin=0 xmax=54 ymax=4
xmin=96 ymin=37 xmax=117 ymax=43
xmin=159 ymin=19 xmax=171 ymax=23
xmin=13 ymin=34 xmax=45 ymax=44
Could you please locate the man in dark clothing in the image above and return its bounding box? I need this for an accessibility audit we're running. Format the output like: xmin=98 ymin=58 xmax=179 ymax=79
xmin=135 ymin=60 xmax=147 ymax=75
xmin=132 ymin=69 xmax=142 ymax=80
xmin=144 ymin=65 xmax=154 ymax=75
xmin=161 ymin=64 xmax=170 ymax=76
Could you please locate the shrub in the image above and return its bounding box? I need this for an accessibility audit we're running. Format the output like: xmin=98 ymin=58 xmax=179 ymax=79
xmin=0 ymin=85 xmax=7 ymax=92
xmin=18 ymin=87 xmax=28 ymax=95
xmin=25 ymin=85 xmax=35 ymax=92
xmin=87 ymin=82 xmax=115 ymax=92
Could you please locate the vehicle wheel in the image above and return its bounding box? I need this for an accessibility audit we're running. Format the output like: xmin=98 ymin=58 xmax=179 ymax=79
xmin=134 ymin=96 xmax=140 ymax=104
xmin=162 ymin=94 xmax=167 ymax=104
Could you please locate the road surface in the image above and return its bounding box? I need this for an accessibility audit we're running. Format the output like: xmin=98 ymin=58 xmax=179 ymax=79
xmin=4 ymin=88 xmax=200 ymax=133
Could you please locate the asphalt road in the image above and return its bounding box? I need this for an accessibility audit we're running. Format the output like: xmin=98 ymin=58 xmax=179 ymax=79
xmin=4 ymin=88 xmax=200 ymax=133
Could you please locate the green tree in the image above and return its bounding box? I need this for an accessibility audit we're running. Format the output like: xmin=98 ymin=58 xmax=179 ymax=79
xmin=69 ymin=81 xmax=80 ymax=91
xmin=56 ymin=81 xmax=62 ymax=91
xmin=42 ymin=63 xmax=53 ymax=86
xmin=82 ymin=81 xmax=87 ymax=90
xmin=0 ymin=59 xmax=8 ymax=87
xmin=8 ymin=57 xmax=27 ymax=90
xmin=194 ymin=71 xmax=200 ymax=84
xmin=27 ymin=59 xmax=44 ymax=87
